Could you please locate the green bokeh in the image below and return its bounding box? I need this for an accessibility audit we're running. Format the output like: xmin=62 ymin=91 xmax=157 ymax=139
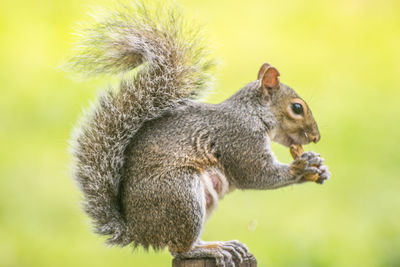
xmin=1 ymin=0 xmax=399 ymax=266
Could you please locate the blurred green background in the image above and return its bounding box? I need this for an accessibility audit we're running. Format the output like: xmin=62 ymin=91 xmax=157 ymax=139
xmin=1 ymin=0 xmax=400 ymax=266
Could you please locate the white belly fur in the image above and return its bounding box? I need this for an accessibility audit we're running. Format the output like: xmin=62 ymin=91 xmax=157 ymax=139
xmin=199 ymin=167 xmax=232 ymax=217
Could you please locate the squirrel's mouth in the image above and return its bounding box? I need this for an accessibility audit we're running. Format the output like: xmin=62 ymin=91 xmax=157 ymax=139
xmin=286 ymin=136 xmax=299 ymax=148
xmin=288 ymin=137 xmax=296 ymax=147
xmin=288 ymin=134 xmax=313 ymax=147
xmin=269 ymin=127 xmax=310 ymax=148
xmin=272 ymin=134 xmax=296 ymax=148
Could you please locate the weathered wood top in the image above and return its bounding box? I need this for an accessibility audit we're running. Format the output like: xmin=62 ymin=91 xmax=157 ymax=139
xmin=172 ymin=256 xmax=257 ymax=267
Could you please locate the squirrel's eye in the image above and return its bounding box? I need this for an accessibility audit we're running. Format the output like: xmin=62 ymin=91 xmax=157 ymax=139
xmin=291 ymin=103 xmax=303 ymax=115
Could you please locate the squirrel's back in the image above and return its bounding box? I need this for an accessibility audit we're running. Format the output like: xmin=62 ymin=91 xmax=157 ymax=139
xmin=66 ymin=0 xmax=216 ymax=246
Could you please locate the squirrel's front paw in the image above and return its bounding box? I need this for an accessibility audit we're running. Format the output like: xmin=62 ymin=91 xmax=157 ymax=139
xmin=290 ymin=151 xmax=330 ymax=183
xmin=316 ymin=164 xmax=331 ymax=184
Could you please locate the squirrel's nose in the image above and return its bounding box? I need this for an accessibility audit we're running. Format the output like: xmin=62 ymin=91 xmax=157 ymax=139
xmin=309 ymin=133 xmax=320 ymax=143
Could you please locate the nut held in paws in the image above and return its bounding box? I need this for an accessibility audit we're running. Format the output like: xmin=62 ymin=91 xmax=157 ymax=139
xmin=290 ymin=144 xmax=320 ymax=182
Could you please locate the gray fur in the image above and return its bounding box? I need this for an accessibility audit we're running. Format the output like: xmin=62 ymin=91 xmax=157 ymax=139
xmin=67 ymin=0 xmax=330 ymax=261
xmin=119 ymin=80 xmax=329 ymax=253
xmin=67 ymin=0 xmax=215 ymax=245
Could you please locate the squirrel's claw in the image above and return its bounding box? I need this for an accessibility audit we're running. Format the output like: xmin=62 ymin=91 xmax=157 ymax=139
xmin=224 ymin=240 xmax=249 ymax=258
xmin=222 ymin=240 xmax=252 ymax=265
xmin=316 ymin=165 xmax=331 ymax=184
xmin=291 ymin=151 xmax=330 ymax=183
xmin=175 ymin=240 xmax=253 ymax=267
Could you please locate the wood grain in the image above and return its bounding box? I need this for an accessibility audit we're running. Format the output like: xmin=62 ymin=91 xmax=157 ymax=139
xmin=172 ymin=256 xmax=257 ymax=267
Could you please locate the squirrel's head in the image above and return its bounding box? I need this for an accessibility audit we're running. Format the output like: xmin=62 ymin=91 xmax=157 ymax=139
xmin=257 ymin=63 xmax=320 ymax=147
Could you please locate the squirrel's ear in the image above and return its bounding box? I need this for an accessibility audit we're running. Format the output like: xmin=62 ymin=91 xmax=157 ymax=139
xmin=258 ymin=63 xmax=280 ymax=89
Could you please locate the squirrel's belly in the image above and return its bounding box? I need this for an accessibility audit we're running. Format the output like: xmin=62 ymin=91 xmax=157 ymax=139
xmin=199 ymin=168 xmax=231 ymax=217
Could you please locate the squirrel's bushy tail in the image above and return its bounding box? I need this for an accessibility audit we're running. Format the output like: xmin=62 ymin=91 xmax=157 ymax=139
xmin=67 ymin=0 xmax=215 ymax=246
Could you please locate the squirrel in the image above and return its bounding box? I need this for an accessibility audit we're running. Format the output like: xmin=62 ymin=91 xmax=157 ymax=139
xmin=66 ymin=1 xmax=331 ymax=266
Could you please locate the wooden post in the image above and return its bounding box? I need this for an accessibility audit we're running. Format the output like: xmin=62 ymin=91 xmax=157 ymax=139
xmin=172 ymin=255 xmax=257 ymax=267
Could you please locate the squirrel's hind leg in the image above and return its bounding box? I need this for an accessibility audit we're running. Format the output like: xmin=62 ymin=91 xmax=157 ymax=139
xmin=171 ymin=240 xmax=254 ymax=267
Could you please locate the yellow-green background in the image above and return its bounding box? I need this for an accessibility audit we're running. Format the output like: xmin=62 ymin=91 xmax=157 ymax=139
xmin=1 ymin=0 xmax=399 ymax=266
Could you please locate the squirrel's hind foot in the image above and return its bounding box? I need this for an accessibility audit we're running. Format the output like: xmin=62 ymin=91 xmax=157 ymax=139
xmin=173 ymin=240 xmax=253 ymax=267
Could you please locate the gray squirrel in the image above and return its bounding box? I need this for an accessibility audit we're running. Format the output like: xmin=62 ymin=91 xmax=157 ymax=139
xmin=66 ymin=1 xmax=330 ymax=266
